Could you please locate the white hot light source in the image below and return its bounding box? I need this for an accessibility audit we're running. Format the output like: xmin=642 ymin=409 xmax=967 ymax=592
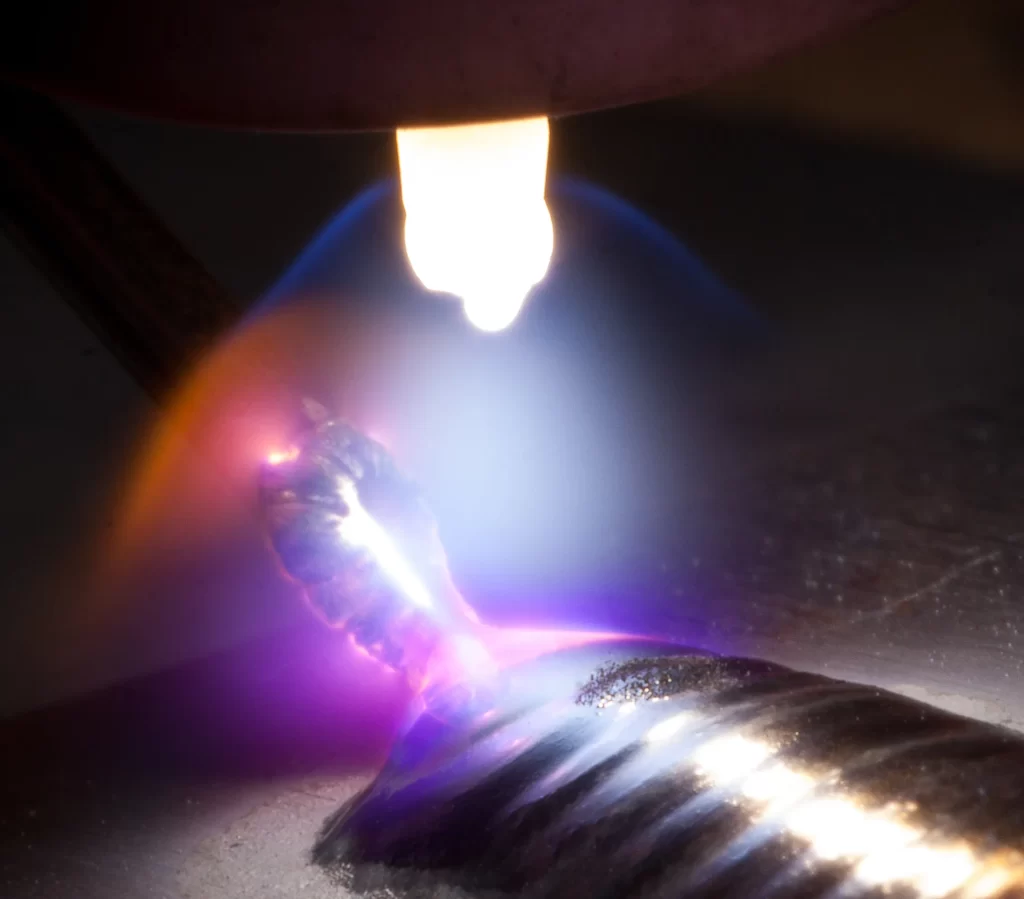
xmin=397 ymin=117 xmax=554 ymax=332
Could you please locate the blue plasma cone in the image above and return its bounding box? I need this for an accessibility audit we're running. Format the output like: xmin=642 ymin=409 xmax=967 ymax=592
xmin=254 ymin=177 xmax=766 ymax=650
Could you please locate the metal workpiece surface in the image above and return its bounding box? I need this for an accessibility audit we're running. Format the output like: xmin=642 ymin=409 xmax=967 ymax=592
xmin=323 ymin=642 xmax=1024 ymax=898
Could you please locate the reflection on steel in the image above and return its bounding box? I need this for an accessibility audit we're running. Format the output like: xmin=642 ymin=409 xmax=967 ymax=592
xmin=318 ymin=642 xmax=1024 ymax=898
xmin=260 ymin=416 xmax=1024 ymax=895
xmin=259 ymin=406 xmax=488 ymax=691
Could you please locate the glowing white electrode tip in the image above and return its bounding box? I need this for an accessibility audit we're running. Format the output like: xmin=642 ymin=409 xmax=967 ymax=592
xmin=397 ymin=117 xmax=554 ymax=332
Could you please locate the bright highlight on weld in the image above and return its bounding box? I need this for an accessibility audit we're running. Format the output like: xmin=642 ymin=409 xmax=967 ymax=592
xmin=335 ymin=479 xmax=433 ymax=611
xmin=642 ymin=718 xmax=1015 ymax=899
xmin=397 ymin=117 xmax=554 ymax=332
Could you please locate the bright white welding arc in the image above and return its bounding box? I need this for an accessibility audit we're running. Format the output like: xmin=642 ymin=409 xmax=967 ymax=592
xmin=397 ymin=117 xmax=554 ymax=332
xmin=335 ymin=480 xmax=433 ymax=611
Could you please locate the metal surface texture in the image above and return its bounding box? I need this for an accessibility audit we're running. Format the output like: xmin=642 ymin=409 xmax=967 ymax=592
xmin=321 ymin=641 xmax=1024 ymax=898
xmin=260 ymin=409 xmax=486 ymax=693
xmin=1 ymin=1 xmax=906 ymax=130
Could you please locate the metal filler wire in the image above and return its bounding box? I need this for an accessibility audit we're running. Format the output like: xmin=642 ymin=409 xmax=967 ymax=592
xmin=260 ymin=402 xmax=492 ymax=698
xmin=261 ymin=413 xmax=1024 ymax=899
